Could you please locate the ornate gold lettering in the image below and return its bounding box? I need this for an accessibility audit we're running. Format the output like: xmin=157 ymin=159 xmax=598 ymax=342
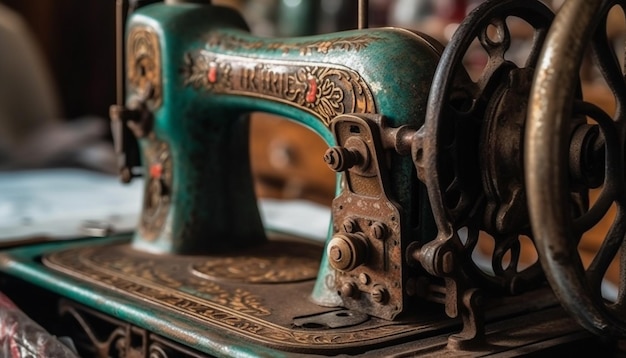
xmin=182 ymin=53 xmax=376 ymax=126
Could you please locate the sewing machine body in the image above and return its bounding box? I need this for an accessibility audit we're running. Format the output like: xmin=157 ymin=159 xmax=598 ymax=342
xmin=0 ymin=0 xmax=624 ymax=356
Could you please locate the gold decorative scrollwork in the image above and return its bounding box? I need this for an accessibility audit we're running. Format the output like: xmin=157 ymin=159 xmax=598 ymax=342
xmin=127 ymin=26 xmax=162 ymax=108
xmin=183 ymin=53 xmax=232 ymax=92
xmin=139 ymin=136 xmax=172 ymax=241
xmin=59 ymin=300 xmax=204 ymax=357
xmin=182 ymin=53 xmax=376 ymax=126
xmin=191 ymin=255 xmax=319 ymax=283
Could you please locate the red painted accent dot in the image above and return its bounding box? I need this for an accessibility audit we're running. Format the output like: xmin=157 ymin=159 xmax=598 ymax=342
xmin=150 ymin=163 xmax=163 ymax=179
xmin=306 ymin=77 xmax=317 ymax=103
xmin=208 ymin=64 xmax=218 ymax=83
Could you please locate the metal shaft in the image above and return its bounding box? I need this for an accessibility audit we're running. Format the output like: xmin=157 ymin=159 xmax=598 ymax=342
xmin=358 ymin=0 xmax=369 ymax=29
xmin=116 ymin=0 xmax=125 ymax=105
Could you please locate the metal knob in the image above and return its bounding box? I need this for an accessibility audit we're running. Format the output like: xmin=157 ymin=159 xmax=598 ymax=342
xmin=323 ymin=146 xmax=363 ymax=172
xmin=327 ymin=233 xmax=369 ymax=272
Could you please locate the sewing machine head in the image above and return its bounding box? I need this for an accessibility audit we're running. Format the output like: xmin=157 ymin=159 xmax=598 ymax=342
xmin=2 ymin=0 xmax=626 ymax=356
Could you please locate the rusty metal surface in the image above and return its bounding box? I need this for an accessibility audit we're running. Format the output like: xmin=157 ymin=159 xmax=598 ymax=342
xmin=526 ymin=0 xmax=626 ymax=337
xmin=324 ymin=114 xmax=405 ymax=321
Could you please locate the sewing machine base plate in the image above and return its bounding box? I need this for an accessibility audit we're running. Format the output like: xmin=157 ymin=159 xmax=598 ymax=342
xmin=0 ymin=235 xmax=617 ymax=356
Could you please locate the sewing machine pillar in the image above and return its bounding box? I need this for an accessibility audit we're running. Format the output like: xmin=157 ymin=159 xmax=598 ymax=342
xmin=127 ymin=5 xmax=264 ymax=255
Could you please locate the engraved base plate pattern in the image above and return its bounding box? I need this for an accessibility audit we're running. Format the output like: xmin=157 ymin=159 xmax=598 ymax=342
xmin=42 ymin=240 xmax=453 ymax=354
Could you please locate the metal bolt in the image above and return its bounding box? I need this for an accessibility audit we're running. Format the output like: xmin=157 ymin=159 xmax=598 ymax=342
xmin=371 ymin=285 xmax=388 ymax=304
xmin=323 ymin=146 xmax=361 ymax=172
xmin=327 ymin=234 xmax=369 ymax=272
xmin=340 ymin=282 xmax=357 ymax=297
xmin=343 ymin=218 xmax=357 ymax=233
xmin=370 ymin=222 xmax=387 ymax=240
xmin=359 ymin=273 xmax=370 ymax=285
xmin=329 ymin=246 xmax=343 ymax=261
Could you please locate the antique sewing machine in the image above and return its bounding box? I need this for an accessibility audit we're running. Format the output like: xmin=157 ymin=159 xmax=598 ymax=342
xmin=1 ymin=0 xmax=626 ymax=356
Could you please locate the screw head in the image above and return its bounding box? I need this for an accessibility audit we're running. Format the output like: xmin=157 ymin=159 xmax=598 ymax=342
xmin=342 ymin=218 xmax=357 ymax=233
xmin=327 ymin=234 xmax=369 ymax=272
xmin=359 ymin=273 xmax=370 ymax=285
xmin=323 ymin=146 xmax=361 ymax=172
xmin=329 ymin=246 xmax=343 ymax=261
xmin=370 ymin=222 xmax=387 ymax=240
xmin=340 ymin=282 xmax=357 ymax=298
xmin=371 ymin=285 xmax=388 ymax=304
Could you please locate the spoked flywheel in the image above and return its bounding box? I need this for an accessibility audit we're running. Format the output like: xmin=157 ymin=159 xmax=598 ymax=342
xmin=413 ymin=0 xmax=575 ymax=294
xmin=527 ymin=0 xmax=626 ymax=337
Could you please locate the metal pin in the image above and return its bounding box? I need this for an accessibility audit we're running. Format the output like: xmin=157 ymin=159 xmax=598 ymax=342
xmin=358 ymin=0 xmax=369 ymax=29
xmin=115 ymin=0 xmax=125 ymax=106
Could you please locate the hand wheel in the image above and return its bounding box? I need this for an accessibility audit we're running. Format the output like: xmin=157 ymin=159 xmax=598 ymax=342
xmin=527 ymin=0 xmax=626 ymax=337
xmin=414 ymin=0 xmax=562 ymax=294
